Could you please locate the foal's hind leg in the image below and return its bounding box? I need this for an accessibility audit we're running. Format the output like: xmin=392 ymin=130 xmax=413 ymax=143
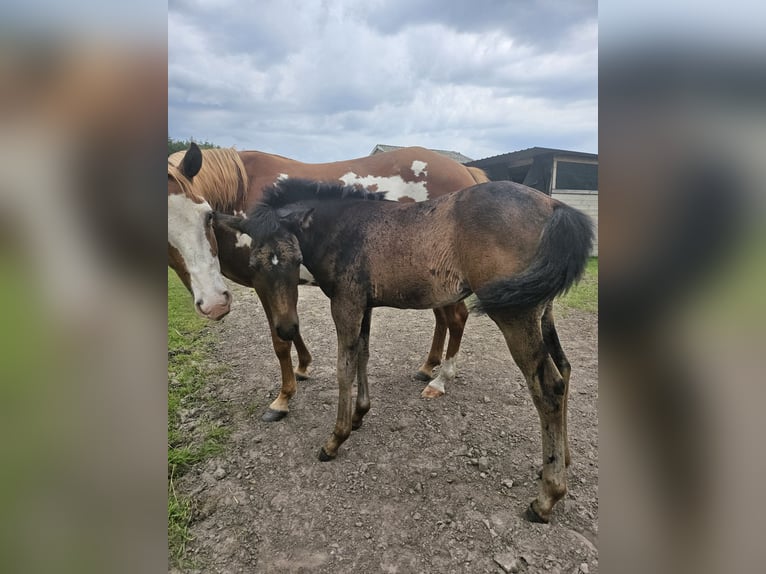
xmin=422 ymin=303 xmax=469 ymax=398
xmin=490 ymin=308 xmax=568 ymax=523
xmin=541 ymin=301 xmax=571 ymax=467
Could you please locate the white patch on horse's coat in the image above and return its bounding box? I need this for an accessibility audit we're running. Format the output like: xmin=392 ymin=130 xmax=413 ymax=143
xmin=271 ymin=254 xmax=279 ymax=266
xmin=234 ymin=209 xmax=246 ymax=217
xmin=411 ymin=160 xmax=427 ymax=178
xmin=339 ymin=171 xmax=429 ymax=202
xmin=427 ymin=357 xmax=457 ymax=394
xmin=277 ymin=173 xmax=289 ymax=181
xmin=235 ymin=232 xmax=252 ymax=248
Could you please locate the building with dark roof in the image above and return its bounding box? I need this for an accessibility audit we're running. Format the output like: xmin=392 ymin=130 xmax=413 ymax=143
xmin=468 ymin=147 xmax=598 ymax=256
xmin=370 ymin=144 xmax=474 ymax=164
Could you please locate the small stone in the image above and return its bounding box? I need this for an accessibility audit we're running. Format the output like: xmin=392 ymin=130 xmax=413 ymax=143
xmin=502 ymin=478 xmax=514 ymax=488
xmin=355 ymin=521 xmax=362 ymax=527
xmin=493 ymin=552 xmax=520 ymax=573
xmin=483 ymin=396 xmax=491 ymax=403
xmin=412 ymin=512 xmax=422 ymax=520
xmin=414 ymin=482 xmax=423 ymax=493
xmin=578 ymin=563 xmax=589 ymax=574
xmin=213 ymin=467 xmax=227 ymax=480
xmin=478 ymin=457 xmax=490 ymax=472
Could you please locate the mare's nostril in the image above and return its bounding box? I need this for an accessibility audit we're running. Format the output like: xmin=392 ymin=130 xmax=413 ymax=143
xmin=195 ymin=299 xmax=203 ymax=309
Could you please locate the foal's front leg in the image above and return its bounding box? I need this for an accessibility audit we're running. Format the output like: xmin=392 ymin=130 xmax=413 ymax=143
xmin=352 ymin=308 xmax=372 ymax=430
xmin=319 ymin=300 xmax=366 ymax=461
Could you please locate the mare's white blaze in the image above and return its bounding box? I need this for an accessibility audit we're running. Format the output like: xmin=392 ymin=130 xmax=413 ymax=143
xmin=235 ymin=232 xmax=252 ymax=248
xmin=411 ymin=160 xmax=428 ymax=178
xmin=168 ymin=193 xmax=229 ymax=313
xmin=299 ymin=264 xmax=317 ymax=285
xmin=276 ymin=173 xmax=289 ymax=181
xmin=271 ymin=254 xmax=279 ymax=266
xmin=339 ymin=171 xmax=429 ymax=202
xmin=427 ymin=356 xmax=457 ymax=394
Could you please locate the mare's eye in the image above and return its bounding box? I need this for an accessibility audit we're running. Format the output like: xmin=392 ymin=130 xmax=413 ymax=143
xmin=205 ymin=211 xmax=214 ymax=226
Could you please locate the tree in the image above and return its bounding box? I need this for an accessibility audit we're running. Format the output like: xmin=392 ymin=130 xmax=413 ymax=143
xmin=167 ymin=137 xmax=220 ymax=156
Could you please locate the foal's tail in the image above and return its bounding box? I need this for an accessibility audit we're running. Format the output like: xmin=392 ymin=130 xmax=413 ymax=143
xmin=472 ymin=203 xmax=594 ymax=314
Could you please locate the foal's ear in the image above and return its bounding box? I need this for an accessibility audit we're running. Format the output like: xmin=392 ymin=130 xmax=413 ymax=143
xmin=213 ymin=212 xmax=248 ymax=235
xmin=276 ymin=207 xmax=314 ymax=233
xmin=181 ymin=142 xmax=202 ymax=179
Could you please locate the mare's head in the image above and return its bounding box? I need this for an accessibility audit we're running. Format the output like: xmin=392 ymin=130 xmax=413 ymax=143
xmin=168 ymin=143 xmax=231 ymax=320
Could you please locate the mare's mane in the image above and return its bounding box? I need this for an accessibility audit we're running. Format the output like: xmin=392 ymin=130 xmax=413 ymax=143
xmin=168 ymin=147 xmax=248 ymax=212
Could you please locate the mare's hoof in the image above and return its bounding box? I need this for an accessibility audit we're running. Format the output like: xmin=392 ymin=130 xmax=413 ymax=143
xmin=414 ymin=370 xmax=433 ymax=382
xmin=261 ymin=408 xmax=288 ymax=422
xmin=295 ymin=371 xmax=310 ymax=381
xmin=420 ymin=385 xmax=445 ymax=399
xmin=524 ymin=502 xmax=549 ymax=524
xmin=352 ymin=419 xmax=363 ymax=431
xmin=318 ymin=447 xmax=336 ymax=462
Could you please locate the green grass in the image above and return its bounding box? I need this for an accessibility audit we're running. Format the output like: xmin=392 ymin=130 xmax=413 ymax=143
xmin=167 ymin=269 xmax=230 ymax=565
xmin=557 ymin=257 xmax=598 ymax=313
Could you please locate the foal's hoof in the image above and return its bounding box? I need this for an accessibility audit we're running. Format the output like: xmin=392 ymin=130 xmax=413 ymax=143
xmin=420 ymin=385 xmax=445 ymax=399
xmin=295 ymin=371 xmax=310 ymax=381
xmin=261 ymin=408 xmax=288 ymax=422
xmin=352 ymin=419 xmax=363 ymax=431
xmin=414 ymin=370 xmax=433 ymax=382
xmin=318 ymin=447 xmax=336 ymax=462
xmin=524 ymin=502 xmax=549 ymax=524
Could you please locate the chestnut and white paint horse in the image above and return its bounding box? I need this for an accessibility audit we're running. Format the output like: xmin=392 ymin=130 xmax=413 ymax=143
xmin=167 ymin=145 xmax=488 ymax=420
xmin=168 ymin=143 xmax=231 ymax=320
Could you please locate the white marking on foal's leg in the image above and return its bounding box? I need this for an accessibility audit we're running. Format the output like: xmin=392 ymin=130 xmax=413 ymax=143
xmin=425 ymin=356 xmax=457 ymax=396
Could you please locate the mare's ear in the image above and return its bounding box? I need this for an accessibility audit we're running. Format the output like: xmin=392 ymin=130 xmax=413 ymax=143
xmin=214 ymin=212 xmax=248 ymax=235
xmin=276 ymin=207 xmax=314 ymax=233
xmin=181 ymin=142 xmax=202 ymax=179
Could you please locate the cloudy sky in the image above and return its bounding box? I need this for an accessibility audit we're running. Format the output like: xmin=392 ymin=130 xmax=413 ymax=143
xmin=168 ymin=0 xmax=597 ymax=163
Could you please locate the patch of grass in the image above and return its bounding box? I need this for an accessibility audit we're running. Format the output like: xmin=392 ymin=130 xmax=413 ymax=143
xmin=167 ymin=269 xmax=230 ymax=565
xmin=557 ymin=257 xmax=598 ymax=313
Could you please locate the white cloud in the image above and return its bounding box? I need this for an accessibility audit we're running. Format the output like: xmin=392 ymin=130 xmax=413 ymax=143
xmin=168 ymin=0 xmax=597 ymax=161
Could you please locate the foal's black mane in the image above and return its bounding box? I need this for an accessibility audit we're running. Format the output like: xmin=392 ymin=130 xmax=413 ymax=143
xmin=260 ymin=178 xmax=389 ymax=209
xmin=240 ymin=179 xmax=388 ymax=243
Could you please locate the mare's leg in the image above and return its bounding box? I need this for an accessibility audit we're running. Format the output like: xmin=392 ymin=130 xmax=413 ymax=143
xmin=541 ymin=301 xmax=571 ymax=466
xmin=352 ymin=308 xmax=372 ymax=430
xmin=319 ymin=299 xmax=366 ymax=461
xmin=258 ymin=295 xmax=298 ymax=423
xmin=292 ymin=331 xmax=312 ymax=381
xmin=490 ymin=307 xmax=568 ymax=523
xmin=421 ymin=302 xmax=469 ymax=398
xmin=415 ymin=307 xmax=448 ymax=381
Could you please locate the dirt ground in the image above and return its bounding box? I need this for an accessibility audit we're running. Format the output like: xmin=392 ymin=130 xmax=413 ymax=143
xmin=172 ymin=282 xmax=598 ymax=574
